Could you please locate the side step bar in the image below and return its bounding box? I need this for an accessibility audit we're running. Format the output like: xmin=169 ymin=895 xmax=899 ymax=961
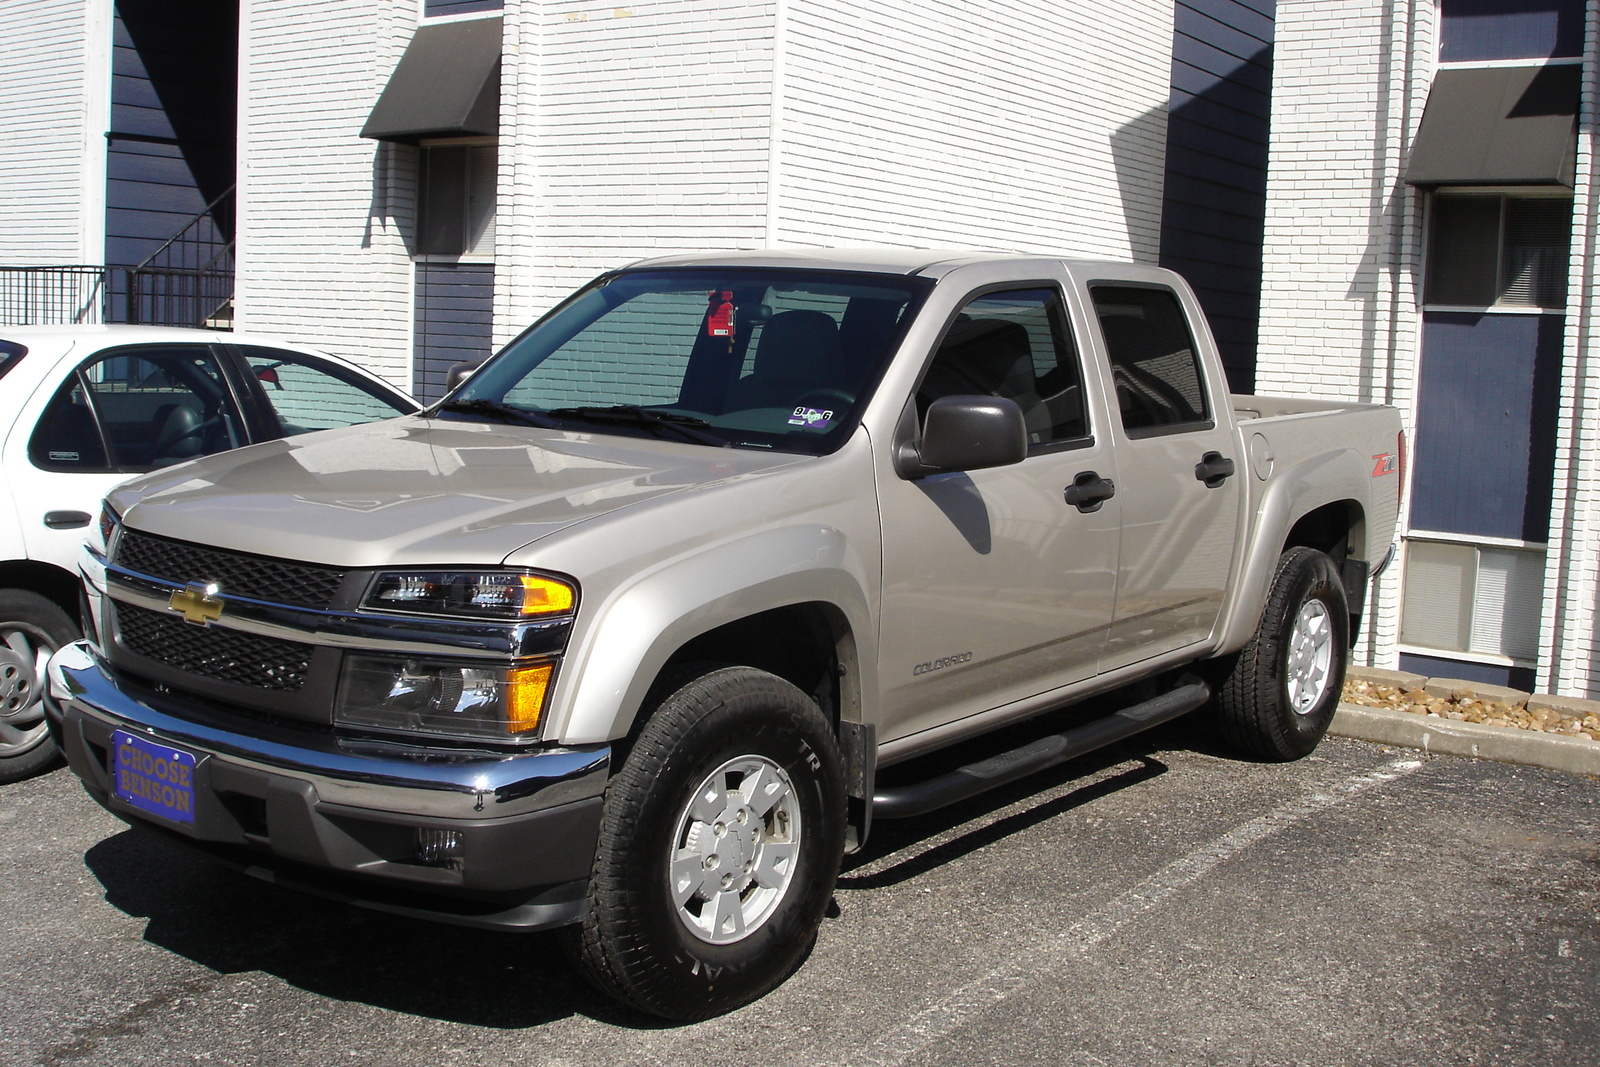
xmin=872 ymin=678 xmax=1211 ymax=819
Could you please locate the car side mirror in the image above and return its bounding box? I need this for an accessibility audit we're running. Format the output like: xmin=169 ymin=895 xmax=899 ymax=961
xmin=895 ymin=395 xmax=1028 ymax=479
xmin=445 ymin=361 xmax=484 ymax=391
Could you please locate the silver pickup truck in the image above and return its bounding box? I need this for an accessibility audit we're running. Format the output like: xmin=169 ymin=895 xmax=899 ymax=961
xmin=46 ymin=250 xmax=1402 ymax=1019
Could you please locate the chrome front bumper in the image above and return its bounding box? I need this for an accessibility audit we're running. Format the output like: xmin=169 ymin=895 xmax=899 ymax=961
xmin=45 ymin=640 xmax=610 ymax=931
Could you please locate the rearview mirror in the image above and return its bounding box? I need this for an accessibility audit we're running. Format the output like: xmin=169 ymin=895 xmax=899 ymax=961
xmin=445 ymin=361 xmax=484 ymax=391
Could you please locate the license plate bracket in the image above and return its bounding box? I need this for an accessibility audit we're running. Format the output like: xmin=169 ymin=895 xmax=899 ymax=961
xmin=112 ymin=730 xmax=197 ymax=826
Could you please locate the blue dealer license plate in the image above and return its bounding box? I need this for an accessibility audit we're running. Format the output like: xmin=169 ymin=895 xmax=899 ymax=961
xmin=113 ymin=730 xmax=196 ymax=825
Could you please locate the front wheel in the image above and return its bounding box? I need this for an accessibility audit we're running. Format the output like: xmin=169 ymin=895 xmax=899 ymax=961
xmin=1212 ymin=547 xmax=1349 ymax=761
xmin=561 ymin=665 xmax=846 ymax=1020
xmin=0 ymin=590 xmax=78 ymax=783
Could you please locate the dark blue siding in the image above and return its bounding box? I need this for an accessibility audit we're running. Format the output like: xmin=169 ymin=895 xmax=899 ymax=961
xmin=425 ymin=0 xmax=503 ymax=16
xmin=415 ymin=263 xmax=496 ymax=402
xmin=1438 ymin=0 xmax=1584 ymax=62
xmin=106 ymin=1 xmax=236 ymax=269
xmin=1159 ymin=0 xmax=1275 ymax=394
xmin=1410 ymin=312 xmax=1562 ymax=542
xmin=1398 ymin=652 xmax=1536 ymax=691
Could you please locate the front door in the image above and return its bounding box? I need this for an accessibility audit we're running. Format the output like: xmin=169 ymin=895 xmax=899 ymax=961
xmin=877 ymin=284 xmax=1121 ymax=745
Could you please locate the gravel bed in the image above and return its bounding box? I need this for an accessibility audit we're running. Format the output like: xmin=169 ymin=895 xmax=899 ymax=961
xmin=1341 ymin=679 xmax=1600 ymax=742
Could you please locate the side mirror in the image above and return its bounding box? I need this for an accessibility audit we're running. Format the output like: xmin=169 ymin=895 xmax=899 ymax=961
xmin=895 ymin=395 xmax=1027 ymax=479
xmin=445 ymin=361 xmax=484 ymax=391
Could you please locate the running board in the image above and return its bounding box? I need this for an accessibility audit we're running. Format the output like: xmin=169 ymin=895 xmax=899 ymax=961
xmin=872 ymin=679 xmax=1211 ymax=819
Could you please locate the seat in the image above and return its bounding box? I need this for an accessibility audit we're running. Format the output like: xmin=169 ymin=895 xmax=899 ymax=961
xmin=724 ymin=309 xmax=847 ymax=411
xmin=150 ymin=403 xmax=206 ymax=467
xmin=920 ymin=318 xmax=1049 ymax=439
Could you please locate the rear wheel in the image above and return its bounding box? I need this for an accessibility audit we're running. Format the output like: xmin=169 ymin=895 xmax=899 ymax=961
xmin=562 ymin=665 xmax=845 ymax=1020
xmin=0 ymin=590 xmax=77 ymax=783
xmin=1213 ymin=547 xmax=1349 ymax=761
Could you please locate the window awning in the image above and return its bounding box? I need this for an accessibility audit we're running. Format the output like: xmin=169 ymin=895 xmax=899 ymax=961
xmin=361 ymin=17 xmax=501 ymax=143
xmin=1407 ymin=65 xmax=1579 ymax=187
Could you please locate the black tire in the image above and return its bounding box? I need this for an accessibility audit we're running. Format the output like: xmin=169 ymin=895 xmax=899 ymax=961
xmin=561 ymin=665 xmax=846 ymax=1020
xmin=1213 ymin=547 xmax=1349 ymax=762
xmin=0 ymin=589 xmax=78 ymax=784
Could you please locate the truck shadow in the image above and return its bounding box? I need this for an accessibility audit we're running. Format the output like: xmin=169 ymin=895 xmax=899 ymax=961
xmin=82 ymin=831 xmax=664 ymax=1031
xmin=80 ymin=713 xmax=1216 ymax=1031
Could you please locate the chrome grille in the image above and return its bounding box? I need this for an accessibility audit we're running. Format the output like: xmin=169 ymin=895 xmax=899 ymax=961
xmin=116 ymin=530 xmax=345 ymax=609
xmin=116 ymin=603 xmax=311 ymax=691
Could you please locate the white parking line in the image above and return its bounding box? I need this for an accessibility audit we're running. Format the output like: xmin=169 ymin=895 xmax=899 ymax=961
xmin=846 ymin=757 xmax=1426 ymax=1067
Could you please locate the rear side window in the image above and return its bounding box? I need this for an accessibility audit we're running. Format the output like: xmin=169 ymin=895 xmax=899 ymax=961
xmin=1089 ymin=285 xmax=1210 ymax=434
xmin=29 ymin=345 xmax=245 ymax=472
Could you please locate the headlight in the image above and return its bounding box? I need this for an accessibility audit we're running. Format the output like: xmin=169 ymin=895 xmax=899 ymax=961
xmin=335 ymin=654 xmax=554 ymax=742
xmin=362 ymin=570 xmax=576 ymax=619
xmin=95 ymin=503 xmax=120 ymax=556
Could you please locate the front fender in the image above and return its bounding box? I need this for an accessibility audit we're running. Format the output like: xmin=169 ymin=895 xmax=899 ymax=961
xmin=545 ymin=524 xmax=877 ymax=744
xmin=1215 ymin=447 xmax=1373 ymax=654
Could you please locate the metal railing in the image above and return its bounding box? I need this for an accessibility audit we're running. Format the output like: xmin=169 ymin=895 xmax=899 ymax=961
xmin=0 ymin=266 xmax=111 ymax=325
xmin=124 ymin=186 xmax=236 ymax=327
xmin=1 ymin=187 xmax=237 ymax=330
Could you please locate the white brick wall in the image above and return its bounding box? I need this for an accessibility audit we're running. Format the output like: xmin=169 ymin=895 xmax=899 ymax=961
xmin=1256 ymin=0 xmax=1436 ymax=670
xmin=0 ymin=0 xmax=105 ymax=264
xmin=234 ymin=0 xmax=417 ymax=389
xmin=776 ymin=0 xmax=1171 ymax=260
xmin=1541 ymin=7 xmax=1600 ymax=698
xmin=494 ymin=0 xmax=1173 ymax=341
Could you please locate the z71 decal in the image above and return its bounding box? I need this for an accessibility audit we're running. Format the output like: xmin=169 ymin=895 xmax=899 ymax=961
xmin=1371 ymin=453 xmax=1398 ymax=477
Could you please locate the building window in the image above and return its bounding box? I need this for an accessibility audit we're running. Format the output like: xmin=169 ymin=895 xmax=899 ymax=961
xmin=1425 ymin=193 xmax=1572 ymax=309
xmin=1400 ymin=539 xmax=1545 ymax=663
xmin=417 ymin=142 xmax=496 ymax=258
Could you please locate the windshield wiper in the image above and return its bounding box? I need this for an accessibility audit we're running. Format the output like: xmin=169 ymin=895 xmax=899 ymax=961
xmin=545 ymin=405 xmax=729 ymax=447
xmin=434 ymin=398 xmax=559 ymax=429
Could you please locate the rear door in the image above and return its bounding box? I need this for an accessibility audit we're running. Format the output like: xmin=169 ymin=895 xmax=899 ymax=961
xmin=1083 ymin=279 xmax=1243 ymax=670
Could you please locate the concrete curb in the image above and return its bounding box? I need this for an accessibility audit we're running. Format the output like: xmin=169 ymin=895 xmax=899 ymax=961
xmin=1331 ymin=703 xmax=1600 ymax=777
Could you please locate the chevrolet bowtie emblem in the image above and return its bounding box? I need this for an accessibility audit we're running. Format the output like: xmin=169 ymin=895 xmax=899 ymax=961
xmin=169 ymin=581 xmax=224 ymax=626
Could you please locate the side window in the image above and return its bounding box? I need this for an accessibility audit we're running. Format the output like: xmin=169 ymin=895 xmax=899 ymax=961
xmin=28 ymin=374 xmax=111 ymax=471
xmin=30 ymin=346 xmax=245 ymax=472
xmin=239 ymin=346 xmax=413 ymax=436
xmin=1090 ymin=285 xmax=1210 ymax=434
xmin=919 ymin=287 xmax=1088 ymax=448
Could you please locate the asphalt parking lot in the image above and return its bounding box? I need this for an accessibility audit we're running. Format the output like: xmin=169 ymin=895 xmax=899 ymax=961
xmin=4 ymin=725 xmax=1597 ymax=1067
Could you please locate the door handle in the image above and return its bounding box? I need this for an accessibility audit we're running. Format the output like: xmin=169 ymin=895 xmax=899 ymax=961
xmin=43 ymin=510 xmax=92 ymax=530
xmin=1195 ymin=451 xmax=1236 ymax=488
xmin=1064 ymin=471 xmax=1116 ymax=513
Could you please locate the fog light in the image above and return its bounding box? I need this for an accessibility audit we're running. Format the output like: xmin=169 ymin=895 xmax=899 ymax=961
xmin=414 ymin=828 xmax=463 ymax=871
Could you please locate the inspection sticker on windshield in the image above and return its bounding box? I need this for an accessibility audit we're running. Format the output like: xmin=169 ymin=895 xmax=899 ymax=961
xmin=113 ymin=730 xmax=196 ymax=825
xmin=789 ymin=407 xmax=835 ymax=430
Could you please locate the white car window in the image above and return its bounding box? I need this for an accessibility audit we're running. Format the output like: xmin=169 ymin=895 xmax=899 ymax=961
xmin=240 ymin=346 xmax=410 ymax=435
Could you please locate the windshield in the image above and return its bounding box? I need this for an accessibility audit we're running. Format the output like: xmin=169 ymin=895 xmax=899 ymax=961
xmin=448 ymin=268 xmax=933 ymax=454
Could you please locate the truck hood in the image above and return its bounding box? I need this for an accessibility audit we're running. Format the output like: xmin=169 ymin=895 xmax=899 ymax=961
xmin=108 ymin=417 xmax=810 ymax=567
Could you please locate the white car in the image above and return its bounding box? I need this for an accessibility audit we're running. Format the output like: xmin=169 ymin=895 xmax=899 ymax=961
xmin=0 ymin=325 xmax=418 ymax=781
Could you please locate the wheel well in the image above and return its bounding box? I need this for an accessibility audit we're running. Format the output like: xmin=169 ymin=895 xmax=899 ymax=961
xmin=660 ymin=603 xmax=849 ymax=727
xmin=1283 ymin=501 xmax=1367 ymax=643
xmin=0 ymin=560 xmax=82 ymax=625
